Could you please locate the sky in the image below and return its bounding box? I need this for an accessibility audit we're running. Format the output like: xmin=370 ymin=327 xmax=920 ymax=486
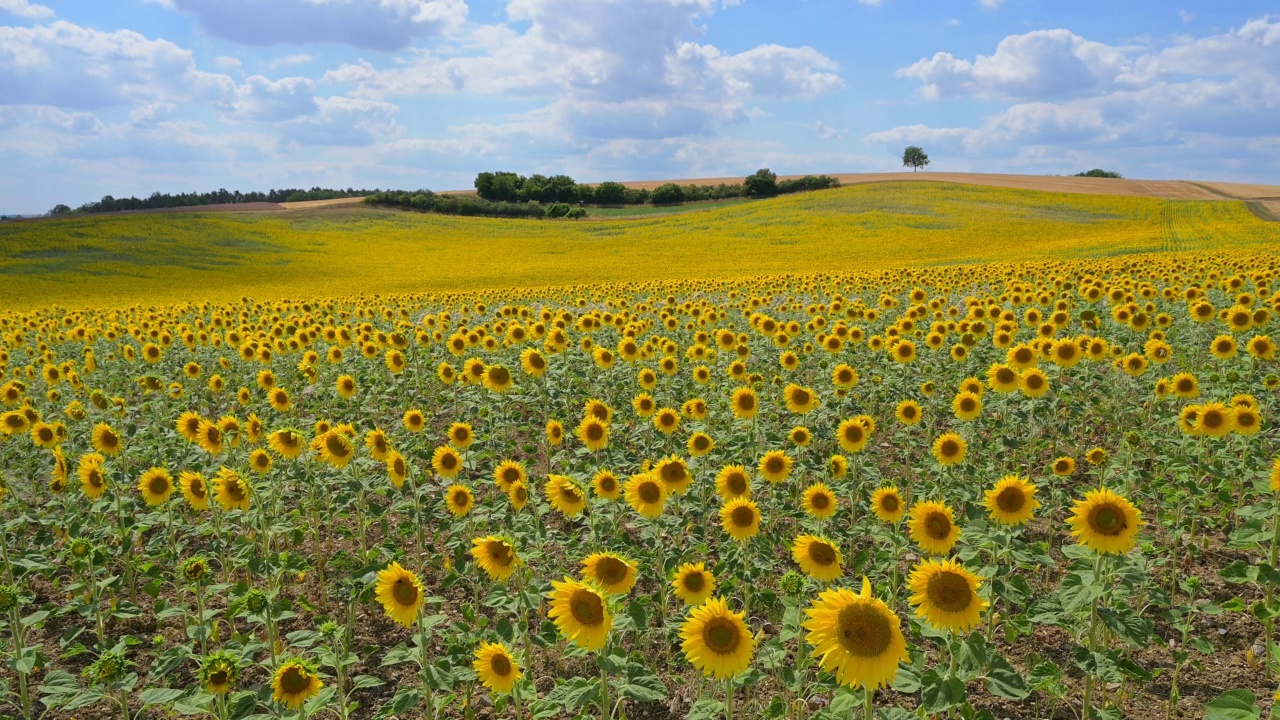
xmin=1 ymin=0 xmax=1278 ymax=214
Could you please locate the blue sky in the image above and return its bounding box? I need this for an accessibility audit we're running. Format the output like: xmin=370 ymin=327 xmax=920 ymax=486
xmin=1 ymin=0 xmax=1278 ymax=214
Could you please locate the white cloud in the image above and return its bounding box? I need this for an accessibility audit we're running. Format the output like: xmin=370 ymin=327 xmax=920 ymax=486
xmin=266 ymin=53 xmax=313 ymax=69
xmin=214 ymin=55 xmax=242 ymax=70
xmin=1179 ymin=10 xmax=1194 ymax=24
xmin=0 ymin=21 xmax=235 ymax=109
xmin=869 ymin=17 xmax=1280 ymax=177
xmin=977 ymin=0 xmax=1005 ymax=8
xmin=230 ymin=75 xmax=318 ymax=121
xmin=813 ymin=121 xmax=844 ymax=141
xmin=0 ymin=0 xmax=54 ymax=20
xmin=325 ymin=0 xmax=843 ymax=143
xmin=163 ymin=0 xmax=468 ymax=51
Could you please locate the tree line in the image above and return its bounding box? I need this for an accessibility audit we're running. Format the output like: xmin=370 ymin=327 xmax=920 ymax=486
xmin=362 ymin=190 xmax=586 ymax=220
xmin=473 ymin=169 xmax=840 ymax=206
xmin=47 ymin=187 xmax=374 ymax=216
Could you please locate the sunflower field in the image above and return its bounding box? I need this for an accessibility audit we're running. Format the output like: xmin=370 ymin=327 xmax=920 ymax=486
xmin=0 ymin=245 xmax=1279 ymax=720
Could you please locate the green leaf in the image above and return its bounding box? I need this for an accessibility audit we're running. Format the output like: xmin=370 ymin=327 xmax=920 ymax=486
xmin=1204 ymin=690 xmax=1261 ymax=720
xmin=1098 ymin=606 xmax=1152 ymax=646
xmin=351 ymin=674 xmax=385 ymax=690
xmin=986 ymin=653 xmax=1029 ymax=700
xmin=1220 ymin=561 xmax=1259 ymax=584
xmin=685 ymin=696 xmax=726 ymax=720
xmin=920 ymin=669 xmax=966 ymax=712
xmin=139 ymin=688 xmax=186 ymax=706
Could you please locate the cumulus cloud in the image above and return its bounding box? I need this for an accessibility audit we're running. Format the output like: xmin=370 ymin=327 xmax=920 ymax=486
xmin=0 ymin=21 xmax=234 ymax=109
xmin=0 ymin=0 xmax=52 ymax=19
xmin=230 ymin=75 xmax=318 ymax=121
xmin=325 ymin=0 xmax=843 ymax=143
xmin=870 ymin=17 xmax=1280 ymax=176
xmin=163 ymin=0 xmax=467 ymax=51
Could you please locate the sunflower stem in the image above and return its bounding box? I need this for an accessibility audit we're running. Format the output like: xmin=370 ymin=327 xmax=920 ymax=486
xmin=862 ymin=685 xmax=873 ymax=720
xmin=600 ymin=662 xmax=610 ymax=720
xmin=725 ymin=679 xmax=734 ymax=720
xmin=1265 ymin=495 xmax=1280 ymax=667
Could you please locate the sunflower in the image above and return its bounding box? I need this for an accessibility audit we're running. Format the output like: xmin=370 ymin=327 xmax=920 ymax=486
xmin=49 ymin=449 xmax=68 ymax=493
xmin=403 ymin=409 xmax=426 ymax=433
xmin=1270 ymin=455 xmax=1280 ymax=492
xmin=672 ymin=563 xmax=716 ymax=606
xmin=829 ymin=454 xmax=848 ymax=479
xmin=375 ymin=561 xmax=424 ymax=627
xmin=493 ymin=460 xmax=527 ymax=492
xmin=432 ymin=445 xmax=463 ymax=478
xmin=895 ymin=400 xmax=922 ymax=425
xmin=444 ymin=484 xmax=474 ymax=517
xmin=268 ymin=428 xmax=304 ymax=459
xmin=907 ymin=500 xmax=960 ymax=555
xmin=473 ymin=642 xmax=522 ymax=695
xmin=931 ymin=433 xmax=967 ymax=466
xmin=907 ymin=558 xmax=988 ymax=633
xmin=1067 ymin=487 xmax=1144 ymax=554
xmin=1210 ymin=335 xmax=1238 ymax=360
xmin=213 ymin=468 xmax=250 ymax=511
xmin=582 ymin=552 xmax=638 ymax=595
xmin=576 ymin=417 xmax=609 ymax=451
xmin=246 ymin=449 xmax=272 ymax=475
xmin=196 ymin=420 xmax=224 ymax=456
xmin=546 ymin=419 xmax=565 ymax=445
xmin=625 ymin=473 xmax=667 ymax=517
xmin=314 ymin=431 xmax=354 ymax=469
xmin=1020 ymin=367 xmax=1049 ymax=397
xmin=653 ymin=408 xmax=680 ymax=434
xmin=788 ymin=426 xmax=812 ymax=447
xmin=1051 ymin=456 xmax=1076 ymax=476
xmin=179 ymin=471 xmax=209 ymax=510
xmin=1232 ymin=406 xmax=1261 ymax=435
xmin=802 ymin=484 xmax=837 ymax=519
xmin=687 ymin=431 xmax=715 ymax=457
xmin=364 ymin=429 xmax=391 ymax=461
xmin=1085 ymin=447 xmax=1109 ymax=465
xmin=730 ymin=387 xmax=759 ymax=420
xmin=386 ymin=451 xmax=408 ymax=489
xmin=784 ymin=384 xmax=819 ymax=414
xmin=78 ymin=453 xmax=107 ymax=500
xmin=1170 ymin=372 xmax=1199 ymax=398
xmin=803 ymin=577 xmax=908 ymax=690
xmin=92 ymin=423 xmax=122 ymax=457
xmin=720 ymin=497 xmax=761 ymax=541
xmin=1247 ymin=335 xmax=1276 ymax=360
xmin=29 ymin=421 xmax=58 ymax=449
xmin=656 ymin=455 xmax=692 ymax=495
xmin=1196 ymin=402 xmax=1235 ymax=438
xmin=520 ymin=348 xmax=547 ymax=377
xmin=448 ymin=422 xmax=474 ymax=449
xmin=632 ymin=393 xmax=656 ymax=417
xmin=199 ymin=650 xmax=240 ymax=695
xmin=547 ymin=577 xmax=612 ymax=651
xmin=546 ymin=475 xmax=586 ymax=517
xmin=267 ymin=388 xmax=292 ymax=413
xmin=271 ymin=658 xmax=323 ymax=710
xmin=137 ymin=467 xmax=174 ymax=506
xmin=758 ymin=450 xmax=793 ymax=484
xmin=507 ymin=481 xmax=529 ymax=511
xmin=870 ymin=486 xmax=905 ymax=524
xmin=335 ymin=374 xmax=357 ymax=399
xmin=1178 ymin=405 xmax=1201 ymax=435
xmin=986 ymin=363 xmax=1021 ymax=393
xmin=983 ymin=475 xmax=1039 ymax=526
xmin=482 ymin=364 xmax=513 ymax=393
xmin=176 ymin=411 xmax=204 ymax=442
xmin=471 ymin=536 xmax=519 ymax=581
xmin=0 ymin=411 xmax=28 ymax=436
xmin=680 ymin=597 xmax=755 ymax=679
xmin=792 ymin=535 xmax=843 ymax=582
xmin=952 ymin=392 xmax=982 ymax=421
xmin=592 ymin=470 xmax=621 ymax=500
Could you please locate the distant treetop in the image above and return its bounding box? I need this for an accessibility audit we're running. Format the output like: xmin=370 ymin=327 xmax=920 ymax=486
xmin=1074 ymin=169 xmax=1124 ymax=179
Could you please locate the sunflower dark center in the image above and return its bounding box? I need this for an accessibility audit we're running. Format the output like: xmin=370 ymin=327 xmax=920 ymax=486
xmin=925 ymin=513 xmax=951 ymax=539
xmin=940 ymin=440 xmax=959 ymax=457
xmin=996 ymin=487 xmax=1025 ymax=513
xmin=726 ymin=473 xmax=747 ymax=494
xmin=703 ymin=618 xmax=740 ymax=654
xmin=326 ymin=434 xmax=350 ymax=457
xmin=586 ymin=424 xmax=604 ymax=441
xmin=595 ymin=557 xmax=628 ymax=585
xmin=880 ymin=494 xmax=900 ymax=512
xmin=488 ymin=542 xmax=513 ymax=566
xmin=927 ymin=571 xmax=973 ymax=612
xmin=683 ymin=573 xmax=705 ymax=591
xmin=569 ymin=590 xmax=603 ymax=625
xmin=731 ymin=506 xmax=755 ymax=527
xmin=1089 ymin=505 xmax=1126 ymax=536
xmin=808 ymin=541 xmax=837 ymax=566
xmin=766 ymin=458 xmax=785 ymax=474
xmin=811 ymin=493 xmax=830 ymax=510
xmin=792 ymin=389 xmax=811 ymax=406
xmin=836 ymin=604 xmax=892 ymax=658
xmin=489 ymin=653 xmax=512 ymax=676
xmin=392 ymin=577 xmax=418 ymax=606
xmin=279 ymin=666 xmax=310 ymax=694
xmin=149 ymin=476 xmax=169 ymax=495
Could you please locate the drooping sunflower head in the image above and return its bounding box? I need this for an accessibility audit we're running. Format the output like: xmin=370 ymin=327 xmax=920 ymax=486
xmin=907 ymin=500 xmax=960 ymax=555
xmin=545 ymin=475 xmax=586 ymax=517
xmin=671 ymin=562 xmax=716 ymax=606
xmin=1067 ymin=487 xmax=1144 ymax=554
xmin=870 ymin=486 xmax=905 ymax=524
xmin=907 ymin=558 xmax=988 ymax=633
xmin=680 ymin=597 xmax=755 ymax=679
xmin=982 ymin=475 xmax=1040 ymax=526
xmin=582 ymin=552 xmax=638 ymax=595
xmin=199 ymin=650 xmax=240 ymax=695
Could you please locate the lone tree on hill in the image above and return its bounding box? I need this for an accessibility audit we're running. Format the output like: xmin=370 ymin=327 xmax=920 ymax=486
xmin=902 ymin=146 xmax=930 ymax=171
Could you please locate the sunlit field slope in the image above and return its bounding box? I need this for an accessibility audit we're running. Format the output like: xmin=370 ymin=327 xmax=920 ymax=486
xmin=2 ymin=181 xmax=1277 ymax=310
